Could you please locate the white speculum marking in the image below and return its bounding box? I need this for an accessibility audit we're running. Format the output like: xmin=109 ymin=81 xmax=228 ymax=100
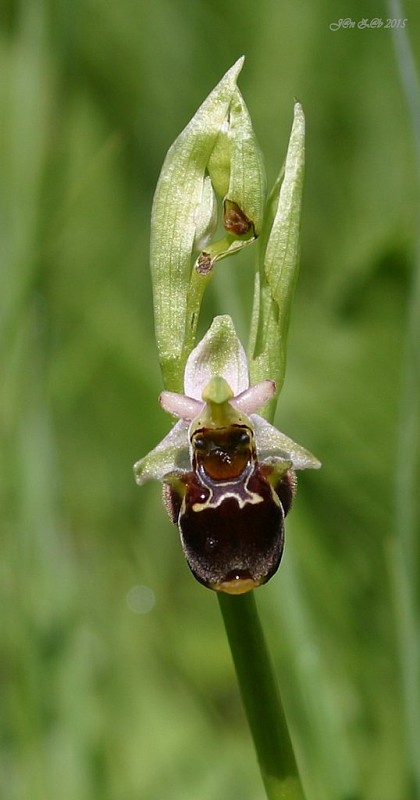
xmin=191 ymin=463 xmax=266 ymax=512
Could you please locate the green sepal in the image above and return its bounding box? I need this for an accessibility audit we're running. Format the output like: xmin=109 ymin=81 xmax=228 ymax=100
xmin=226 ymin=88 xmax=266 ymax=236
xmin=133 ymin=420 xmax=190 ymax=486
xmin=206 ymin=87 xmax=266 ymax=236
xmin=198 ymin=88 xmax=266 ymax=272
xmin=248 ymin=102 xmax=305 ymax=420
xmin=252 ymin=414 xmax=320 ymax=470
xmin=151 ymin=57 xmax=244 ymax=392
xmin=186 ymin=87 xmax=266 ymax=356
xmin=183 ymin=315 xmax=249 ymax=397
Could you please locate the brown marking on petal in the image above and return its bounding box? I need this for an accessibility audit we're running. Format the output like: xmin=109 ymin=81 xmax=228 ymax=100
xmin=223 ymin=199 xmax=254 ymax=236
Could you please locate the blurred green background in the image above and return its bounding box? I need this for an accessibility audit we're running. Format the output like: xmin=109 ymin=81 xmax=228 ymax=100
xmin=1 ymin=1 xmax=419 ymax=799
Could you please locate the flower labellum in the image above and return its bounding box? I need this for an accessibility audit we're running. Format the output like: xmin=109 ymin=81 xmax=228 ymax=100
xmin=134 ymin=316 xmax=320 ymax=594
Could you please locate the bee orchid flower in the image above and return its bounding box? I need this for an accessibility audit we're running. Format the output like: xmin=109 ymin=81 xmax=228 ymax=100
xmin=134 ymin=315 xmax=320 ymax=594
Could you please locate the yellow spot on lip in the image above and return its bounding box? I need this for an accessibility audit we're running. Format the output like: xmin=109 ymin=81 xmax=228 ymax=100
xmin=212 ymin=576 xmax=261 ymax=595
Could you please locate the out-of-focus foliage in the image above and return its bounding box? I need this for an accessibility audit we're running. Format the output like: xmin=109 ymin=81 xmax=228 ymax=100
xmin=1 ymin=2 xmax=419 ymax=799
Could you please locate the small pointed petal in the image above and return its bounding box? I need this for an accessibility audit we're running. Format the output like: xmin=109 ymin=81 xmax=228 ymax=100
xmin=252 ymin=414 xmax=321 ymax=470
xmin=133 ymin=420 xmax=191 ymax=485
xmin=159 ymin=391 xmax=203 ymax=420
xmin=231 ymin=380 xmax=276 ymax=414
xmin=184 ymin=315 xmax=249 ymax=399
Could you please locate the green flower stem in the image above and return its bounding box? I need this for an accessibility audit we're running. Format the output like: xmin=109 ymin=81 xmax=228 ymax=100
xmin=218 ymin=592 xmax=305 ymax=800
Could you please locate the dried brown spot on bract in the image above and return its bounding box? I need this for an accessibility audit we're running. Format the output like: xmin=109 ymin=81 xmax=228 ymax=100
xmin=195 ymin=252 xmax=213 ymax=274
xmin=223 ymin=199 xmax=253 ymax=236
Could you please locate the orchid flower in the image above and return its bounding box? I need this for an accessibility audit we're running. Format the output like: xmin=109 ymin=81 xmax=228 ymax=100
xmin=134 ymin=316 xmax=320 ymax=595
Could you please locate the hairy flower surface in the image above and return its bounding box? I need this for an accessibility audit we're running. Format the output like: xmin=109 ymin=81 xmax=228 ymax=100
xmin=134 ymin=316 xmax=320 ymax=594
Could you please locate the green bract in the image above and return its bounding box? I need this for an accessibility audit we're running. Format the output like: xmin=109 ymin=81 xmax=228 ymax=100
xmin=248 ymin=101 xmax=305 ymax=419
xmin=225 ymin=87 xmax=266 ymax=236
